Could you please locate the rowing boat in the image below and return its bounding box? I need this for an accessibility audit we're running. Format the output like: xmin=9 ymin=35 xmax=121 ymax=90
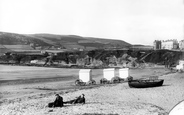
xmin=128 ymin=79 xmax=164 ymax=88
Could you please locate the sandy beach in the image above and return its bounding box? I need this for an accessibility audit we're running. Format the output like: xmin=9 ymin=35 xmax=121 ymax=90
xmin=0 ymin=65 xmax=184 ymax=115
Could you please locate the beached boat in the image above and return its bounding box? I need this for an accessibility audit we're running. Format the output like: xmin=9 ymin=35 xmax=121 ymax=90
xmin=128 ymin=79 xmax=164 ymax=88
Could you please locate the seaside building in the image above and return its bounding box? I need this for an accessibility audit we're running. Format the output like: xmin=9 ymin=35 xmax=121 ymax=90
xmin=161 ymin=39 xmax=178 ymax=50
xmin=153 ymin=40 xmax=162 ymax=50
xmin=179 ymin=40 xmax=184 ymax=50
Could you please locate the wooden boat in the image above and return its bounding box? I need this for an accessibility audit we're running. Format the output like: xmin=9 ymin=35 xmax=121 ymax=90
xmin=128 ymin=79 xmax=164 ymax=88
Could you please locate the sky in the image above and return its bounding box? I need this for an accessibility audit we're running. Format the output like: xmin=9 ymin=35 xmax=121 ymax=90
xmin=0 ymin=0 xmax=184 ymax=45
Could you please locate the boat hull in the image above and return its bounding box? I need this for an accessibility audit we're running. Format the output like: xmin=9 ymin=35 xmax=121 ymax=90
xmin=128 ymin=79 xmax=164 ymax=88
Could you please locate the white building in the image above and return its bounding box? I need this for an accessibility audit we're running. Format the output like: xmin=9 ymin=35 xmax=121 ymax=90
xmin=161 ymin=39 xmax=178 ymax=50
xmin=179 ymin=40 xmax=184 ymax=50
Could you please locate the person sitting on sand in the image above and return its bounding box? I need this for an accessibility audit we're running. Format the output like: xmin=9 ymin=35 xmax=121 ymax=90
xmin=64 ymin=94 xmax=85 ymax=104
xmin=48 ymin=94 xmax=63 ymax=108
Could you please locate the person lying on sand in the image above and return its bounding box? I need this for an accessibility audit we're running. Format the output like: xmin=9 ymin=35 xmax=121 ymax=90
xmin=63 ymin=94 xmax=85 ymax=104
xmin=48 ymin=94 xmax=63 ymax=108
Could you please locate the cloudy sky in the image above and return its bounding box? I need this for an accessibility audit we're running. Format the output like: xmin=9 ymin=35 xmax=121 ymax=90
xmin=0 ymin=0 xmax=184 ymax=45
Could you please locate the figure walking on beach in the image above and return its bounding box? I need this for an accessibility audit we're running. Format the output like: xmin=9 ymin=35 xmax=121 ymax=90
xmin=164 ymin=57 xmax=169 ymax=68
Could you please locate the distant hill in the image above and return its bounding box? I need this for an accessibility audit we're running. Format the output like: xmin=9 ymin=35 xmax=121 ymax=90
xmin=131 ymin=44 xmax=154 ymax=50
xmin=0 ymin=32 xmax=131 ymax=51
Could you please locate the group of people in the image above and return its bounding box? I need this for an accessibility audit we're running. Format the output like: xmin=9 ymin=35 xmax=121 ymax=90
xmin=48 ymin=94 xmax=85 ymax=108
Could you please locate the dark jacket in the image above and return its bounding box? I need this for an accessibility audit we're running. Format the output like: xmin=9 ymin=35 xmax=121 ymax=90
xmin=74 ymin=96 xmax=85 ymax=104
xmin=54 ymin=96 xmax=63 ymax=107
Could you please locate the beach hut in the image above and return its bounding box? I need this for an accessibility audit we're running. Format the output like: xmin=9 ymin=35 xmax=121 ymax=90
xmin=75 ymin=69 xmax=96 ymax=86
xmin=103 ymin=68 xmax=115 ymax=80
xmin=100 ymin=68 xmax=119 ymax=84
xmin=119 ymin=68 xmax=129 ymax=80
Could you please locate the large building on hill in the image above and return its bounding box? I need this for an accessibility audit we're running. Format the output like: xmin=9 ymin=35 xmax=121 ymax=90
xmin=153 ymin=40 xmax=162 ymax=50
xmin=154 ymin=39 xmax=179 ymax=50
xmin=161 ymin=39 xmax=178 ymax=50
xmin=179 ymin=40 xmax=184 ymax=50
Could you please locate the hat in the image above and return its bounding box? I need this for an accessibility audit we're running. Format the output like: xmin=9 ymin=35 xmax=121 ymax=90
xmin=55 ymin=94 xmax=59 ymax=96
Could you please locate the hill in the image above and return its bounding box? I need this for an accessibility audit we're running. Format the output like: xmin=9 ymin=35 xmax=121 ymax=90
xmin=0 ymin=32 xmax=131 ymax=51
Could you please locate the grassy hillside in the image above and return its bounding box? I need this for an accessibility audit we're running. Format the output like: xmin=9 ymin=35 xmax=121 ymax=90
xmin=0 ymin=32 xmax=131 ymax=51
xmin=0 ymin=32 xmax=51 ymax=46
